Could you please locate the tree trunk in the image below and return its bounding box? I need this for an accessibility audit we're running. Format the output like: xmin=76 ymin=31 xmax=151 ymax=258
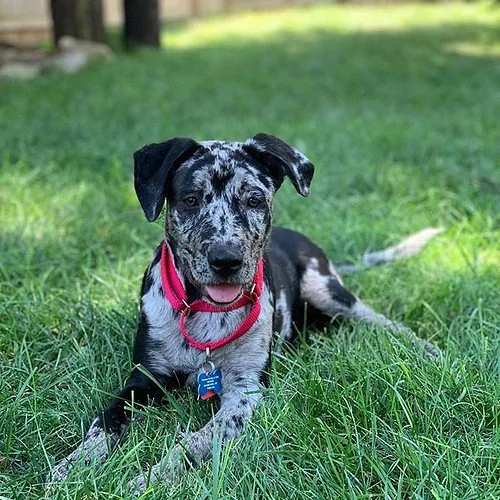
xmin=50 ymin=0 xmax=105 ymax=46
xmin=123 ymin=0 xmax=160 ymax=50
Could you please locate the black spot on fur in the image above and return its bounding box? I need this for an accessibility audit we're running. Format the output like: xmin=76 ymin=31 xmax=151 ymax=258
xmin=99 ymin=369 xmax=188 ymax=434
xmin=140 ymin=269 xmax=154 ymax=296
xmin=140 ymin=245 xmax=162 ymax=296
xmin=185 ymin=278 xmax=204 ymax=303
xmin=150 ymin=246 xmax=162 ymax=267
xmin=259 ymin=356 xmax=271 ymax=388
xmin=273 ymin=305 xmax=283 ymax=336
xmin=231 ymin=415 xmax=244 ymax=429
xmin=199 ymin=220 xmax=217 ymax=244
xmin=328 ymin=279 xmax=356 ymax=308
xmin=132 ymin=311 xmax=151 ymax=366
xmin=230 ymin=197 xmax=241 ymax=216
xmin=183 ymin=450 xmax=197 ymax=467
xmin=219 ymin=314 xmax=227 ymax=329
xmin=256 ymin=172 xmax=273 ymax=190
xmin=212 ymin=170 xmax=233 ymax=194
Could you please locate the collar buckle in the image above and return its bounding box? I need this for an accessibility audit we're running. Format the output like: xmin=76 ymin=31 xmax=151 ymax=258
xmin=247 ymin=283 xmax=259 ymax=302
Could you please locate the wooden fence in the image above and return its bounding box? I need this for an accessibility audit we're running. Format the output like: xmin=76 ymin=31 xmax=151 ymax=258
xmin=0 ymin=0 xmax=318 ymax=44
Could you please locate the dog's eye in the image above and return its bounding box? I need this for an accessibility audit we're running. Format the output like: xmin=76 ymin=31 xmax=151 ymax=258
xmin=247 ymin=196 xmax=262 ymax=208
xmin=183 ymin=196 xmax=198 ymax=207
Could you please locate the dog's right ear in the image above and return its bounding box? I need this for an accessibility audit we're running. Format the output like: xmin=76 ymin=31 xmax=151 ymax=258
xmin=134 ymin=137 xmax=201 ymax=222
xmin=242 ymin=134 xmax=314 ymax=197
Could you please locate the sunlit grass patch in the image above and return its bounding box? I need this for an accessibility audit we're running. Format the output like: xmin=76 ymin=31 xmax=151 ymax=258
xmin=162 ymin=2 xmax=500 ymax=48
xmin=444 ymin=41 xmax=500 ymax=57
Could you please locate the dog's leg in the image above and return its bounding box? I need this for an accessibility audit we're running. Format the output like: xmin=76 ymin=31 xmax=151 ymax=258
xmin=300 ymin=259 xmax=441 ymax=357
xmin=129 ymin=378 xmax=263 ymax=494
xmin=48 ymin=368 xmax=179 ymax=482
xmin=341 ymin=297 xmax=440 ymax=356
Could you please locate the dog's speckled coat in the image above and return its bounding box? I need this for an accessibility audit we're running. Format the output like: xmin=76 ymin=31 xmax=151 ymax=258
xmin=48 ymin=134 xmax=442 ymax=493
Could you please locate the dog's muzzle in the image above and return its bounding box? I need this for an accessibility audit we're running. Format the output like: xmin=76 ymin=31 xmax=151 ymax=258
xmin=205 ymin=245 xmax=245 ymax=303
xmin=207 ymin=245 xmax=243 ymax=276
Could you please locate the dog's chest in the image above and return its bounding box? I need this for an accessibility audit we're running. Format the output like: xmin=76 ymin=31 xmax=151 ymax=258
xmin=140 ymin=262 xmax=274 ymax=381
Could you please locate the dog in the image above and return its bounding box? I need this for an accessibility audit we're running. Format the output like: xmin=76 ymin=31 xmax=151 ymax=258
xmin=48 ymin=133 xmax=442 ymax=493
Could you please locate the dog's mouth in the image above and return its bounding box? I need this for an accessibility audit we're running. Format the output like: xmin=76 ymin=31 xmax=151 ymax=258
xmin=204 ymin=284 xmax=243 ymax=305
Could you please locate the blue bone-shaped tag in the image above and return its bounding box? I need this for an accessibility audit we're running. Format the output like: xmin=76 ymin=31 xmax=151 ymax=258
xmin=197 ymin=369 xmax=222 ymax=400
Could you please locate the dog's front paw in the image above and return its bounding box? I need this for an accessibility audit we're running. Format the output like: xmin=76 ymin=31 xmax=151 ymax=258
xmin=423 ymin=340 xmax=442 ymax=359
xmin=395 ymin=324 xmax=443 ymax=360
xmin=129 ymin=468 xmax=165 ymax=497
xmin=47 ymin=457 xmax=73 ymax=483
xmin=46 ymin=419 xmax=117 ymax=484
xmin=128 ymin=462 xmax=166 ymax=497
xmin=128 ymin=446 xmax=186 ymax=496
xmin=46 ymin=445 xmax=88 ymax=484
xmin=414 ymin=336 xmax=442 ymax=360
xmin=128 ymin=471 xmax=149 ymax=497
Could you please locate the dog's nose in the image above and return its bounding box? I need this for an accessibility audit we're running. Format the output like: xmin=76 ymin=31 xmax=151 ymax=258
xmin=208 ymin=246 xmax=243 ymax=276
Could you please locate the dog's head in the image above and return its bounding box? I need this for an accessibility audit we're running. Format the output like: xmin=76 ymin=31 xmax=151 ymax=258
xmin=134 ymin=134 xmax=314 ymax=305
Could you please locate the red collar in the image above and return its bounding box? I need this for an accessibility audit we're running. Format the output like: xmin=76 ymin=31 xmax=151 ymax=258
xmin=160 ymin=242 xmax=264 ymax=352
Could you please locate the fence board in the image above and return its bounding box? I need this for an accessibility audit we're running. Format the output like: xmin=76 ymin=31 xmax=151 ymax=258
xmin=0 ymin=0 xmax=334 ymax=44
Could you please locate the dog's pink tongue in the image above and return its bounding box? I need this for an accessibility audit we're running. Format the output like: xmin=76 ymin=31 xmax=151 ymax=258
xmin=205 ymin=284 xmax=242 ymax=304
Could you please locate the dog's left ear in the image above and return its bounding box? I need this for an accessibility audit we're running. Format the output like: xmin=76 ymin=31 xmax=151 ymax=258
xmin=242 ymin=133 xmax=314 ymax=196
xmin=134 ymin=137 xmax=201 ymax=221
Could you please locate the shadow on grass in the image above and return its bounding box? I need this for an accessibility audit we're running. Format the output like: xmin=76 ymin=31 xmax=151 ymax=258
xmin=1 ymin=18 xmax=499 ymax=169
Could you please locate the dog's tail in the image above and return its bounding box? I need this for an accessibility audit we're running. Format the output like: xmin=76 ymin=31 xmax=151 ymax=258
xmin=335 ymin=227 xmax=445 ymax=274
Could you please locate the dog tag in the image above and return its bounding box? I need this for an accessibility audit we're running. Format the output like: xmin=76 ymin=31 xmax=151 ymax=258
xmin=197 ymin=369 xmax=222 ymax=400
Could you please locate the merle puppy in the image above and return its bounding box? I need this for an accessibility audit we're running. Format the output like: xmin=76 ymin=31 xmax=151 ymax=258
xmin=49 ymin=134 xmax=441 ymax=492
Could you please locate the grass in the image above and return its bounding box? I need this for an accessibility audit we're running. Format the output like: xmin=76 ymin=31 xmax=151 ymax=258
xmin=1 ymin=2 xmax=499 ymax=498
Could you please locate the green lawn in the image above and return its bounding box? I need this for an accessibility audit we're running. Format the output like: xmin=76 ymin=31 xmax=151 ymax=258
xmin=1 ymin=2 xmax=499 ymax=498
